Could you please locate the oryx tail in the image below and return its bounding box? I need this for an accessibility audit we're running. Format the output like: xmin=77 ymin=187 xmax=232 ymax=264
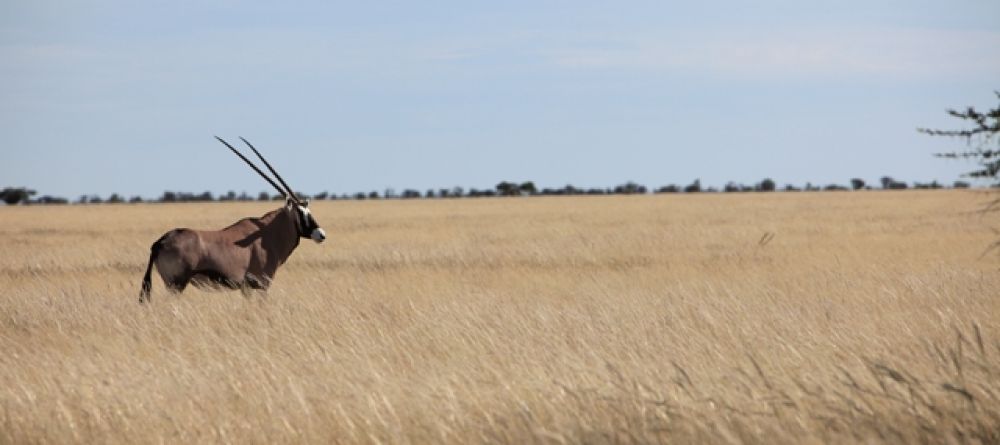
xmin=139 ymin=233 xmax=169 ymax=303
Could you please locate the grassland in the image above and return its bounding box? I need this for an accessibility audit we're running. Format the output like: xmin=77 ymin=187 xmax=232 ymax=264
xmin=0 ymin=190 xmax=998 ymax=444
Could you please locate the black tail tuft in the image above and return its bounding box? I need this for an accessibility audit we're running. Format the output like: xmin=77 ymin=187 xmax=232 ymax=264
xmin=139 ymin=234 xmax=168 ymax=303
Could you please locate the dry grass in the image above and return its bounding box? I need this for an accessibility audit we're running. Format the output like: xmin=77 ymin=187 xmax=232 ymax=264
xmin=1 ymin=190 xmax=998 ymax=444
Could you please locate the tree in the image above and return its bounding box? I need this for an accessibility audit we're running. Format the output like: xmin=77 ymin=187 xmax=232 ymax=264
xmin=850 ymin=178 xmax=866 ymax=190
xmin=519 ymin=181 xmax=537 ymax=195
xmin=36 ymin=195 xmax=68 ymax=204
xmin=496 ymin=181 xmax=518 ymax=196
xmin=683 ymin=179 xmax=701 ymax=193
xmin=758 ymin=178 xmax=776 ymax=192
xmin=613 ymin=182 xmax=645 ymax=194
xmin=920 ymin=92 xmax=1000 ymax=183
xmin=878 ymin=177 xmax=908 ymax=190
xmin=0 ymin=187 xmax=36 ymax=205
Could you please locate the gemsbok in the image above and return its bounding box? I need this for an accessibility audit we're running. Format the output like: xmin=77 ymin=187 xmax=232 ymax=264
xmin=138 ymin=137 xmax=326 ymax=302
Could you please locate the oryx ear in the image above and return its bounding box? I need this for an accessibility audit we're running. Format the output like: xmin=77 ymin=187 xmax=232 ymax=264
xmin=301 ymin=199 xmax=310 ymax=208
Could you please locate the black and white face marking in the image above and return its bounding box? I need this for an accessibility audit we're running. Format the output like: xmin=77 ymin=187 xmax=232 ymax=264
xmin=293 ymin=202 xmax=326 ymax=243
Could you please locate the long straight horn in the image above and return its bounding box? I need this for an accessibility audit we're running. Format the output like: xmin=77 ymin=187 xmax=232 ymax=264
xmin=239 ymin=137 xmax=301 ymax=204
xmin=214 ymin=136 xmax=288 ymax=199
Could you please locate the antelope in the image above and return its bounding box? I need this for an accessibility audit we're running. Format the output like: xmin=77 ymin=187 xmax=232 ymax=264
xmin=138 ymin=137 xmax=326 ymax=302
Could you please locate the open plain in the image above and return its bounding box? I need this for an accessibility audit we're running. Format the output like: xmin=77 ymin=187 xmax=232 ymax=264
xmin=0 ymin=190 xmax=998 ymax=444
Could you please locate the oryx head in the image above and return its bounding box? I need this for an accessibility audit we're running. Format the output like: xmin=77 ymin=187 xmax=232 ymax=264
xmin=288 ymin=198 xmax=326 ymax=243
xmin=215 ymin=136 xmax=327 ymax=244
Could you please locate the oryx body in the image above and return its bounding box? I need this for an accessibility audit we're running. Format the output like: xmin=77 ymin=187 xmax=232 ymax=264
xmin=139 ymin=137 xmax=326 ymax=302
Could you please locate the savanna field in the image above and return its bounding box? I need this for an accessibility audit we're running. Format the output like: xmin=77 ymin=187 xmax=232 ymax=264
xmin=0 ymin=190 xmax=998 ymax=444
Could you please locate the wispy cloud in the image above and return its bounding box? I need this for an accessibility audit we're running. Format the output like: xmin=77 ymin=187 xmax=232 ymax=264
xmin=543 ymin=27 xmax=1000 ymax=81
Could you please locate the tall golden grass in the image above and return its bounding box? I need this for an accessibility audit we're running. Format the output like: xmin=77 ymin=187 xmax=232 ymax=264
xmin=0 ymin=190 xmax=998 ymax=444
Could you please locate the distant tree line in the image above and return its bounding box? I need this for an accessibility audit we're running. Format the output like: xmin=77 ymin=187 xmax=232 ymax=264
xmin=0 ymin=177 xmax=978 ymax=206
xmin=6 ymin=93 xmax=995 ymax=207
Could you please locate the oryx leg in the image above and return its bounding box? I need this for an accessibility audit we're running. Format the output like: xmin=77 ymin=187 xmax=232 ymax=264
xmin=155 ymin=258 xmax=192 ymax=295
xmin=165 ymin=276 xmax=191 ymax=293
xmin=241 ymin=273 xmax=270 ymax=299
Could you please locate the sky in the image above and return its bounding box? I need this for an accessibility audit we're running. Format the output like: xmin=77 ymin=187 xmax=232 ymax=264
xmin=2 ymin=1 xmax=999 ymax=199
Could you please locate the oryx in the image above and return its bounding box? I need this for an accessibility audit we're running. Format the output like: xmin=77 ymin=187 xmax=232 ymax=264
xmin=138 ymin=136 xmax=326 ymax=303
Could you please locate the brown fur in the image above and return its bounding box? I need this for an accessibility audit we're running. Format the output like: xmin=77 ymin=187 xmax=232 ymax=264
xmin=139 ymin=204 xmax=301 ymax=302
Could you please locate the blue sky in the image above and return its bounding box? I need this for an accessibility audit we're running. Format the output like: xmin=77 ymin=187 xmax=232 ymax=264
xmin=2 ymin=1 xmax=999 ymax=198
